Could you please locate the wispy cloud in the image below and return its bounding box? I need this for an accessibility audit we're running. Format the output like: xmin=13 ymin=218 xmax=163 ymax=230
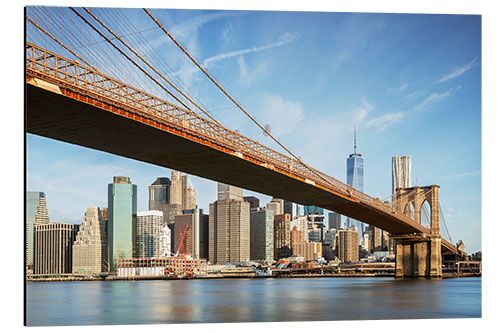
xmin=169 ymin=32 xmax=298 ymax=78
xmin=444 ymin=170 xmax=481 ymax=181
xmin=388 ymin=82 xmax=408 ymax=93
xmin=353 ymin=97 xmax=373 ymax=123
xmin=203 ymin=33 xmax=298 ymax=68
xmin=434 ymin=57 xmax=478 ymax=84
xmin=170 ymin=12 xmax=241 ymax=39
xmin=365 ymin=111 xmax=405 ymax=132
xmin=413 ymin=89 xmax=453 ymax=112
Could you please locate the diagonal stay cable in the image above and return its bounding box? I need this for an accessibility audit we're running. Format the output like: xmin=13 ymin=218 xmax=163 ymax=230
xmin=80 ymin=7 xmax=225 ymax=129
xmin=144 ymin=8 xmax=341 ymax=191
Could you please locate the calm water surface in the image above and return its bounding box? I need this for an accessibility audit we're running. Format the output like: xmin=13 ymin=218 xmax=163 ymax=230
xmin=26 ymin=277 xmax=481 ymax=326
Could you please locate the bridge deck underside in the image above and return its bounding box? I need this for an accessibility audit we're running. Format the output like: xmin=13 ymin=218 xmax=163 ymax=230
xmin=27 ymin=82 xmax=438 ymax=237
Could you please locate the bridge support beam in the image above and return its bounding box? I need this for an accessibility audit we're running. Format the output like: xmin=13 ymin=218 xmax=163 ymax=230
xmin=394 ymin=234 xmax=442 ymax=278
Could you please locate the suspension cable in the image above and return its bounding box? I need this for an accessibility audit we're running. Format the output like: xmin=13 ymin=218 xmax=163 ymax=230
xmin=439 ymin=204 xmax=454 ymax=245
xmin=143 ymin=8 xmax=340 ymax=190
xmin=80 ymin=7 xmax=224 ymax=128
xmin=26 ymin=16 xmax=98 ymax=71
xmin=69 ymin=7 xmax=191 ymax=111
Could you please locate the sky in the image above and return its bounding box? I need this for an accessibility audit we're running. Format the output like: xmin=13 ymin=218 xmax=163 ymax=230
xmin=25 ymin=6 xmax=482 ymax=252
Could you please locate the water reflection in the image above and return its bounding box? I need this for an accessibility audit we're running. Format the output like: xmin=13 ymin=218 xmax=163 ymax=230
xmin=26 ymin=277 xmax=481 ymax=326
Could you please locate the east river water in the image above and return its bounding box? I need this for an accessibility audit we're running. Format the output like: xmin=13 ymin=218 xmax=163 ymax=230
xmin=26 ymin=277 xmax=481 ymax=326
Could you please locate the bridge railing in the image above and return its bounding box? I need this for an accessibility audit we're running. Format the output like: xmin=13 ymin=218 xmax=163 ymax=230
xmin=25 ymin=42 xmax=417 ymax=228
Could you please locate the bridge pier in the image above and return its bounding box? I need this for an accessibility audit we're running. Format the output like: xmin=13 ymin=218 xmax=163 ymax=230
xmin=394 ymin=234 xmax=442 ymax=278
xmin=394 ymin=185 xmax=442 ymax=278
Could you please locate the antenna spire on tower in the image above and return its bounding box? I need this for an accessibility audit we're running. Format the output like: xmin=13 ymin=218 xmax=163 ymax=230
xmin=354 ymin=125 xmax=357 ymax=155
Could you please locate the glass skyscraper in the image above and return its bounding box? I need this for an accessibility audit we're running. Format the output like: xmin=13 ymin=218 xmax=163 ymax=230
xmin=108 ymin=176 xmax=137 ymax=271
xmin=346 ymin=129 xmax=365 ymax=241
xmin=303 ymin=205 xmax=324 ymax=215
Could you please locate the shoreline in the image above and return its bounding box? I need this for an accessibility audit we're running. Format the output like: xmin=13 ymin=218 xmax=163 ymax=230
xmin=26 ymin=272 xmax=481 ymax=282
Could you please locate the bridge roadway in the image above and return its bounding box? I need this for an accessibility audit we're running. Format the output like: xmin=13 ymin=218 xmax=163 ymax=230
xmin=25 ymin=43 xmax=456 ymax=253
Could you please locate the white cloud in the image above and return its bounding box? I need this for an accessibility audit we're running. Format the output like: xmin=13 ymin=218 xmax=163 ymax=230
xmin=413 ymin=89 xmax=453 ymax=112
xmin=444 ymin=170 xmax=481 ymax=181
xmin=259 ymin=95 xmax=304 ymax=138
xmin=388 ymin=82 xmax=408 ymax=93
xmin=202 ymin=32 xmax=298 ymax=68
xmin=434 ymin=57 xmax=478 ymax=84
xmin=353 ymin=97 xmax=373 ymax=123
xmin=365 ymin=111 xmax=405 ymax=132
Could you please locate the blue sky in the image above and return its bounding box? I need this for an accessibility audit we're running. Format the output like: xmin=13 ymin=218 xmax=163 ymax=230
xmin=26 ymin=7 xmax=482 ymax=252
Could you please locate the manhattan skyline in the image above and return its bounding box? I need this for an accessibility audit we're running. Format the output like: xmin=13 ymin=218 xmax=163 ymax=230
xmin=26 ymin=8 xmax=481 ymax=252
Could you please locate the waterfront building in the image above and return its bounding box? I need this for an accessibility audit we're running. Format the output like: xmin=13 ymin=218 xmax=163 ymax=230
xmin=292 ymin=242 xmax=322 ymax=262
xmin=34 ymin=222 xmax=79 ymax=275
xmin=136 ymin=210 xmax=163 ymax=258
xmin=290 ymin=215 xmax=309 ymax=242
xmin=148 ymin=177 xmax=171 ymax=210
xmin=346 ymin=127 xmax=365 ymax=240
xmin=108 ymin=176 xmax=137 ymax=271
xmin=323 ymin=229 xmax=337 ymax=260
xmin=243 ymin=196 xmax=260 ymax=211
xmin=173 ymin=208 xmax=208 ymax=259
xmin=26 ymin=191 xmax=50 ymax=272
xmin=182 ymin=175 xmax=196 ymax=211
xmin=209 ymin=183 xmax=250 ymax=264
xmin=159 ymin=224 xmax=171 ymax=257
xmin=290 ymin=226 xmax=303 ymax=246
xmin=392 ymin=155 xmax=412 ymax=194
xmin=328 ymin=212 xmax=342 ymax=230
xmin=72 ymin=207 xmax=107 ymax=274
xmin=250 ymin=209 xmax=274 ymax=263
xmin=274 ymin=214 xmax=292 ymax=260
xmin=336 ymin=229 xmax=359 ymax=263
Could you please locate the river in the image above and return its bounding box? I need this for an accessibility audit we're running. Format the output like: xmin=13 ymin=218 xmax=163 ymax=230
xmin=26 ymin=277 xmax=481 ymax=326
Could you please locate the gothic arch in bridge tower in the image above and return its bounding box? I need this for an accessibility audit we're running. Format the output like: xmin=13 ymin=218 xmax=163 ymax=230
xmin=394 ymin=185 xmax=442 ymax=278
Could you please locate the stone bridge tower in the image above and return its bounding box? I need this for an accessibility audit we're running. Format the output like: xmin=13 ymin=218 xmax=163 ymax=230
xmin=393 ymin=185 xmax=442 ymax=278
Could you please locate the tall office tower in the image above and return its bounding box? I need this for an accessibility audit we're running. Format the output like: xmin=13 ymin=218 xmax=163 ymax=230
xmin=182 ymin=175 xmax=196 ymax=210
xmin=173 ymin=208 xmax=208 ymax=259
xmin=303 ymin=205 xmax=324 ymax=216
xmin=148 ymin=177 xmax=171 ymax=210
xmin=292 ymin=242 xmax=322 ymax=262
xmin=243 ymin=196 xmax=260 ymax=211
xmin=217 ymin=183 xmax=243 ymax=201
xmin=323 ymin=229 xmax=338 ymax=260
xmin=265 ymin=201 xmax=281 ymax=217
xmin=365 ymin=225 xmax=382 ymax=251
xmin=392 ymin=155 xmax=412 ymax=194
xmin=72 ymin=207 xmax=107 ymax=274
xmin=308 ymin=225 xmax=323 ymax=243
xmin=108 ymin=176 xmax=137 ymax=271
xmin=290 ymin=216 xmax=309 ymax=242
xmin=328 ymin=212 xmax=342 ymax=230
xmin=26 ymin=191 xmax=50 ymax=272
xmin=209 ymin=183 xmax=250 ymax=264
xmin=34 ymin=222 xmax=79 ymax=274
xmin=136 ymin=210 xmax=163 ymax=258
xmin=273 ymin=214 xmax=292 ymax=260
xmin=170 ymin=170 xmax=183 ymax=205
xmin=271 ymin=198 xmax=285 ymax=215
xmin=336 ymin=229 xmax=359 ymax=263
xmin=346 ymin=126 xmax=365 ymax=240
xmin=159 ymin=224 xmax=171 ymax=257
xmin=283 ymin=200 xmax=296 ymax=219
xmin=250 ymin=209 xmax=274 ymax=263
